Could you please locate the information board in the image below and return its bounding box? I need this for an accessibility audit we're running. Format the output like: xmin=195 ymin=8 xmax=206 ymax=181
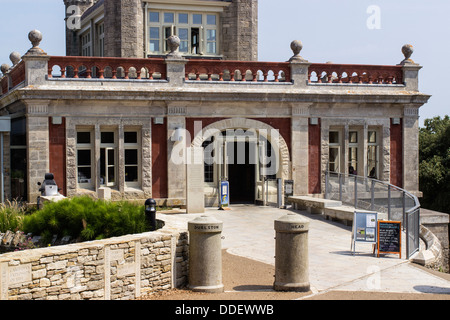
xmin=351 ymin=211 xmax=378 ymax=255
xmin=219 ymin=180 xmax=230 ymax=210
xmin=377 ymin=221 xmax=401 ymax=258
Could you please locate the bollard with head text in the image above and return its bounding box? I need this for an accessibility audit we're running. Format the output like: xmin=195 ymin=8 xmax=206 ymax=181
xmin=274 ymin=213 xmax=310 ymax=292
xmin=187 ymin=216 xmax=224 ymax=293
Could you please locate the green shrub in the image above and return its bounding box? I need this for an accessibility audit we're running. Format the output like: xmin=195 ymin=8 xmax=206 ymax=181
xmin=22 ymin=196 xmax=149 ymax=244
xmin=0 ymin=200 xmax=26 ymax=233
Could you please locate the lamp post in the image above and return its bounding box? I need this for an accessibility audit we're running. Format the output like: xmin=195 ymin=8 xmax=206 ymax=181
xmin=145 ymin=198 xmax=157 ymax=230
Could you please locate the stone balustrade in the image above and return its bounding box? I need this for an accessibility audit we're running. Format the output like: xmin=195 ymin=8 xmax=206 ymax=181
xmin=308 ymin=63 xmax=403 ymax=85
xmin=185 ymin=59 xmax=291 ymax=82
xmin=0 ymin=33 xmax=423 ymax=97
xmin=47 ymin=56 xmax=167 ymax=80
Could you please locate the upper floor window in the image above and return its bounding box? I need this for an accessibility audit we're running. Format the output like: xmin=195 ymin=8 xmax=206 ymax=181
xmin=148 ymin=10 xmax=219 ymax=56
xmin=81 ymin=31 xmax=92 ymax=57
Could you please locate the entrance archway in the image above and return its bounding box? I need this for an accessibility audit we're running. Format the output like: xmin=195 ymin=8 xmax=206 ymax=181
xmin=191 ymin=118 xmax=291 ymax=205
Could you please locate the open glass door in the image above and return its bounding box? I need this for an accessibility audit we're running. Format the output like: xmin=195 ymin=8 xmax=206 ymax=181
xmin=256 ymin=139 xmax=266 ymax=205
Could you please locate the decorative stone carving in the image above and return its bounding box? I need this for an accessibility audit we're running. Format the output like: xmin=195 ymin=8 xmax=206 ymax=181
xmin=25 ymin=30 xmax=47 ymax=56
xmin=9 ymin=52 xmax=21 ymax=66
xmin=400 ymin=44 xmax=417 ymax=65
xmin=289 ymin=40 xmax=308 ymax=62
xmin=166 ymin=35 xmax=183 ymax=59
xmin=0 ymin=63 xmax=10 ymax=75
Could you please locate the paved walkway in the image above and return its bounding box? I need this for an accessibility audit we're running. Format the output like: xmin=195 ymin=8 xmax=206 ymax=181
xmin=160 ymin=204 xmax=450 ymax=298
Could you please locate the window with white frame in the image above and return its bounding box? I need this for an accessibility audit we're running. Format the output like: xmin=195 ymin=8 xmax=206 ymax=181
xmin=148 ymin=10 xmax=219 ymax=56
xmin=81 ymin=31 xmax=92 ymax=57
xmin=367 ymin=130 xmax=378 ymax=179
xmin=329 ymin=131 xmax=341 ymax=173
xmin=100 ymin=131 xmax=117 ymax=187
xmin=124 ymin=130 xmax=140 ymax=188
xmin=348 ymin=131 xmax=358 ymax=175
xmin=96 ymin=22 xmax=105 ymax=57
xmin=77 ymin=130 xmax=94 ymax=188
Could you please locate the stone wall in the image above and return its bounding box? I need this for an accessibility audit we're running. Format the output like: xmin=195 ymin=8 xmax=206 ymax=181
xmin=420 ymin=209 xmax=450 ymax=273
xmin=0 ymin=221 xmax=188 ymax=300
xmin=221 ymin=0 xmax=258 ymax=61
xmin=104 ymin=0 xmax=144 ymax=58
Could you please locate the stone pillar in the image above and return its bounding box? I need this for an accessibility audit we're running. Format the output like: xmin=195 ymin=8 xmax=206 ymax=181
xmin=291 ymin=104 xmax=310 ymax=195
xmin=289 ymin=40 xmax=311 ymax=89
xmin=104 ymin=0 xmax=144 ymax=58
xmin=186 ymin=147 xmax=205 ymax=214
xmin=403 ymin=106 xmax=420 ymax=194
xmin=167 ymin=105 xmax=187 ymax=201
xmin=221 ymin=0 xmax=258 ymax=61
xmin=274 ymin=213 xmax=310 ymax=292
xmin=188 ymin=216 xmax=224 ymax=293
xmin=25 ymin=103 xmax=50 ymax=204
xmin=399 ymin=44 xmax=422 ymax=92
xmin=63 ymin=0 xmax=95 ymax=56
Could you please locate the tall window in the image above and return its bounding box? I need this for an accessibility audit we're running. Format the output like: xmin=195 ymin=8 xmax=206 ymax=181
xmin=81 ymin=31 xmax=91 ymax=56
xmin=329 ymin=131 xmax=340 ymax=172
xmin=367 ymin=131 xmax=378 ymax=179
xmin=96 ymin=22 xmax=105 ymax=57
xmin=100 ymin=131 xmax=117 ymax=187
xmin=77 ymin=130 xmax=93 ymax=188
xmin=348 ymin=131 xmax=358 ymax=175
xmin=124 ymin=130 xmax=140 ymax=188
xmin=148 ymin=10 xmax=219 ymax=56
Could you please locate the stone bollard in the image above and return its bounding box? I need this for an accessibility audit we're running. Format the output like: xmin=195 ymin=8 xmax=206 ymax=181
xmin=274 ymin=213 xmax=310 ymax=292
xmin=188 ymin=215 xmax=224 ymax=293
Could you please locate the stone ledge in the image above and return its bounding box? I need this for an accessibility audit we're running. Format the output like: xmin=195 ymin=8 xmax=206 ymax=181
xmin=411 ymin=225 xmax=443 ymax=269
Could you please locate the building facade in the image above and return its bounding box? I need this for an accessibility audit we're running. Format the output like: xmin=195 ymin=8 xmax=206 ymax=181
xmin=0 ymin=1 xmax=429 ymax=207
xmin=64 ymin=0 xmax=258 ymax=61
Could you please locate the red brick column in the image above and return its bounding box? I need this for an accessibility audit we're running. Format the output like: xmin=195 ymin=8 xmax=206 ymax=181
xmin=49 ymin=117 xmax=66 ymax=196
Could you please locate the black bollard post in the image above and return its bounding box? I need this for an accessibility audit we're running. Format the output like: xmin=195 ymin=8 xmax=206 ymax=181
xmin=145 ymin=198 xmax=157 ymax=230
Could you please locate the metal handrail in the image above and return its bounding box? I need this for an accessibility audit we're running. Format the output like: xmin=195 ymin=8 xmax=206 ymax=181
xmin=325 ymin=170 xmax=420 ymax=258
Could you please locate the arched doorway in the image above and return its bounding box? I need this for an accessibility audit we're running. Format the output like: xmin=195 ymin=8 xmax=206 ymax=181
xmin=191 ymin=118 xmax=291 ymax=206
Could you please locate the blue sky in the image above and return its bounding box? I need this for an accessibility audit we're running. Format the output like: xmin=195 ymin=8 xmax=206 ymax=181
xmin=0 ymin=0 xmax=448 ymax=127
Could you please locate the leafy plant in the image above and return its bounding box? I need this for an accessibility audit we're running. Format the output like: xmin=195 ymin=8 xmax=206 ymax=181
xmin=22 ymin=196 xmax=150 ymax=244
xmin=419 ymin=116 xmax=450 ymax=214
xmin=0 ymin=200 xmax=26 ymax=233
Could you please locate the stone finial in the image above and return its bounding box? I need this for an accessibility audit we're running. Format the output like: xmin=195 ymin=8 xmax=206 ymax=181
xmin=400 ymin=44 xmax=416 ymax=65
xmin=289 ymin=40 xmax=308 ymax=62
xmin=1 ymin=63 xmax=10 ymax=76
xmin=9 ymin=52 xmax=21 ymax=66
xmin=25 ymin=30 xmax=47 ymax=56
xmin=166 ymin=35 xmax=184 ymax=59
xmin=29 ymin=30 xmax=43 ymax=48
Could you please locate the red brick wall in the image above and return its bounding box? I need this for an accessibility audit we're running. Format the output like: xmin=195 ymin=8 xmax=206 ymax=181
xmin=48 ymin=117 xmax=66 ymax=196
xmin=390 ymin=118 xmax=403 ymax=188
xmin=308 ymin=119 xmax=321 ymax=194
xmin=152 ymin=121 xmax=168 ymax=199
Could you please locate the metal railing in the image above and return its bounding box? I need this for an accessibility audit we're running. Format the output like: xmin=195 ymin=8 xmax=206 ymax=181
xmin=325 ymin=171 xmax=420 ymax=258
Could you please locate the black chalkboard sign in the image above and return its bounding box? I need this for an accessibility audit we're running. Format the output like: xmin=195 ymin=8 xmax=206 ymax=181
xmin=377 ymin=221 xmax=401 ymax=258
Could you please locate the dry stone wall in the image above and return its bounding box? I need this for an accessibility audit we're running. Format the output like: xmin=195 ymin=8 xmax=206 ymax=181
xmin=0 ymin=224 xmax=188 ymax=300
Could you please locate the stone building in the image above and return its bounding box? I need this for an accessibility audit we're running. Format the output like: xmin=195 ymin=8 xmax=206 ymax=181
xmin=0 ymin=0 xmax=430 ymax=209
xmin=64 ymin=0 xmax=258 ymax=61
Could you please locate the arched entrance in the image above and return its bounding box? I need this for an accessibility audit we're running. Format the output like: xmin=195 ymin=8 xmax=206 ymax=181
xmin=191 ymin=118 xmax=291 ymax=205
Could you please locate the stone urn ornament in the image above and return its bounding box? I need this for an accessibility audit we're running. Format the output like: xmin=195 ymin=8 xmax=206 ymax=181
xmin=166 ymin=35 xmax=183 ymax=59
xmin=1 ymin=63 xmax=10 ymax=76
xmin=9 ymin=52 xmax=21 ymax=66
xmin=289 ymin=40 xmax=308 ymax=62
xmin=25 ymin=30 xmax=47 ymax=55
xmin=400 ymin=44 xmax=416 ymax=65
